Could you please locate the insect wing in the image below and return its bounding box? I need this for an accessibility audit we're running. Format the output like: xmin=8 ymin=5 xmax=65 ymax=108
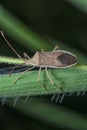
xmin=40 ymin=51 xmax=78 ymax=68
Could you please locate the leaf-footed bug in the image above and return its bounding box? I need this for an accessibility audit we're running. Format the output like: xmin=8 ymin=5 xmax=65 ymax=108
xmin=1 ymin=31 xmax=78 ymax=92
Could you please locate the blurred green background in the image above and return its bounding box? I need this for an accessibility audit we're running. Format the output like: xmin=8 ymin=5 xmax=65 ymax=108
xmin=0 ymin=0 xmax=87 ymax=130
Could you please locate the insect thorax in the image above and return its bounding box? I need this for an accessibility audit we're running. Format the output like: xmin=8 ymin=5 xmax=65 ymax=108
xmin=25 ymin=51 xmax=40 ymax=66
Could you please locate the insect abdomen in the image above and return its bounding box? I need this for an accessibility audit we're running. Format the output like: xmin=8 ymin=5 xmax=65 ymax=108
xmin=39 ymin=51 xmax=78 ymax=68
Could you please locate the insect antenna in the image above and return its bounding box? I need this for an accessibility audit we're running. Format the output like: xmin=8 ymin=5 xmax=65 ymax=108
xmin=0 ymin=31 xmax=22 ymax=59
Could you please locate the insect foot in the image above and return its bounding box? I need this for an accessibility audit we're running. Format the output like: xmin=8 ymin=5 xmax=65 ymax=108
xmin=45 ymin=67 xmax=63 ymax=92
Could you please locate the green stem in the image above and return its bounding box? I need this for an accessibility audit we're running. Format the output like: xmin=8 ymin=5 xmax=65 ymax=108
xmin=0 ymin=56 xmax=24 ymax=64
xmin=0 ymin=64 xmax=87 ymax=97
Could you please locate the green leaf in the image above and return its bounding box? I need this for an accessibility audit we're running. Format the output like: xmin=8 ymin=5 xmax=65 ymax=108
xmin=0 ymin=6 xmax=52 ymax=51
xmin=67 ymin=0 xmax=87 ymax=13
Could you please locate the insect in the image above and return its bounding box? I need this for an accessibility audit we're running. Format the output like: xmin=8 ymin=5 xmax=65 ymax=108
xmin=1 ymin=31 xmax=78 ymax=92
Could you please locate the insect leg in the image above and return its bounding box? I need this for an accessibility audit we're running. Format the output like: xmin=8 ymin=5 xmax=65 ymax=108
xmin=13 ymin=66 xmax=35 ymax=84
xmin=45 ymin=67 xmax=63 ymax=92
xmin=53 ymin=46 xmax=60 ymax=51
xmin=23 ymin=53 xmax=31 ymax=59
xmin=38 ymin=67 xmax=47 ymax=90
xmin=41 ymin=49 xmax=44 ymax=52
xmin=38 ymin=67 xmax=41 ymax=81
xmin=9 ymin=63 xmax=25 ymax=76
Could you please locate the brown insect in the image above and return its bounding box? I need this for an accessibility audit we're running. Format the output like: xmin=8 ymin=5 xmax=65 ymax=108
xmin=1 ymin=31 xmax=78 ymax=92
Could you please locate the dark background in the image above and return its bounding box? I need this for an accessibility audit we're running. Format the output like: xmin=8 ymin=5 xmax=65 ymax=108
xmin=0 ymin=0 xmax=87 ymax=130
